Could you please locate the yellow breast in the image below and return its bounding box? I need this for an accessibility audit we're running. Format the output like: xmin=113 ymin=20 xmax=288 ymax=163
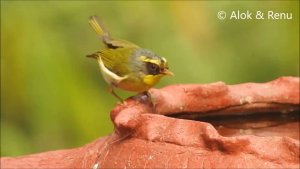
xmin=115 ymin=74 xmax=163 ymax=93
xmin=142 ymin=74 xmax=163 ymax=87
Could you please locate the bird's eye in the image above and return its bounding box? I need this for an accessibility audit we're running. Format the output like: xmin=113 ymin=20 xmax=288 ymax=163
xmin=146 ymin=62 xmax=160 ymax=75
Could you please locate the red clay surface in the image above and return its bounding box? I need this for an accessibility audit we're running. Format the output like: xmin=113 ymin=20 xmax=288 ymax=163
xmin=1 ymin=76 xmax=299 ymax=169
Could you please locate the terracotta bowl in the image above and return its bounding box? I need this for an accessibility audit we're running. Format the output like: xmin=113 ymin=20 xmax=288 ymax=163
xmin=1 ymin=77 xmax=299 ymax=169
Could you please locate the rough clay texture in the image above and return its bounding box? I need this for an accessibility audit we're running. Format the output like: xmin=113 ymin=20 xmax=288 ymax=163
xmin=1 ymin=76 xmax=299 ymax=169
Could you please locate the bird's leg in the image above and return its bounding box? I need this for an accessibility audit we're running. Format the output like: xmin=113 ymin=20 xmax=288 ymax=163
xmin=108 ymin=86 xmax=124 ymax=103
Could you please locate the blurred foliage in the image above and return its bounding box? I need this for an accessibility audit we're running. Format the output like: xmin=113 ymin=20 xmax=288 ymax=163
xmin=1 ymin=1 xmax=299 ymax=156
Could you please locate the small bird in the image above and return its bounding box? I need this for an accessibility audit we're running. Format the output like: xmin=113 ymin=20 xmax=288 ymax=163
xmin=87 ymin=15 xmax=173 ymax=102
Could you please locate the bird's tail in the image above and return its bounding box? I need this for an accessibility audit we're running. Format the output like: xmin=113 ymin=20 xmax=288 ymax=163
xmin=88 ymin=15 xmax=110 ymax=40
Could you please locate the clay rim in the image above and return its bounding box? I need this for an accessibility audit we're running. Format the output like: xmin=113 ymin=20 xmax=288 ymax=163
xmin=111 ymin=77 xmax=299 ymax=139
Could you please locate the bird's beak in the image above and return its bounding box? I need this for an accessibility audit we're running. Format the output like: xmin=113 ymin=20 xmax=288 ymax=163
xmin=161 ymin=69 xmax=174 ymax=76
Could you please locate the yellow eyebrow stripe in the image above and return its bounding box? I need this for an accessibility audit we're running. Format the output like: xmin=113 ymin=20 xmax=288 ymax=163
xmin=139 ymin=55 xmax=161 ymax=65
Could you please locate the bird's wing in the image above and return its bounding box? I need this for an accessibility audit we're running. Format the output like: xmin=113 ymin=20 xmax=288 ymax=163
xmin=97 ymin=55 xmax=128 ymax=85
xmin=98 ymin=48 xmax=135 ymax=77
xmin=104 ymin=38 xmax=139 ymax=49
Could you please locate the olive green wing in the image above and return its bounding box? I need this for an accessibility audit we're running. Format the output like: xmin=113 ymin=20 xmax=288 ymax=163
xmin=99 ymin=47 xmax=136 ymax=77
xmin=104 ymin=38 xmax=139 ymax=49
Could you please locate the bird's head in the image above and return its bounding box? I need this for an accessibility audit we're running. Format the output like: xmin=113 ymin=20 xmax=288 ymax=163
xmin=132 ymin=49 xmax=174 ymax=86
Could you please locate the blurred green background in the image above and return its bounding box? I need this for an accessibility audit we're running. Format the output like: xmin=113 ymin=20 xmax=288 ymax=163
xmin=1 ymin=1 xmax=299 ymax=156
